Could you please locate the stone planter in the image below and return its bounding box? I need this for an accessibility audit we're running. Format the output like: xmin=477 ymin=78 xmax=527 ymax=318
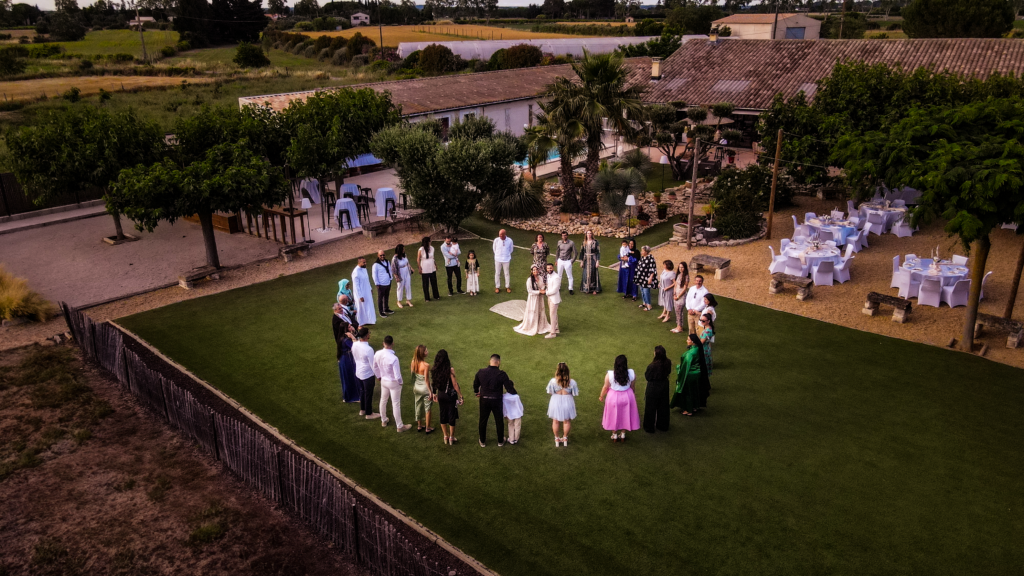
xmin=704 ymin=228 xmax=720 ymax=240
xmin=638 ymin=219 xmax=650 ymax=227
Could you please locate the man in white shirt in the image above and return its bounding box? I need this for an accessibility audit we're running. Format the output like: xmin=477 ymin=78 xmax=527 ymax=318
xmin=351 ymin=327 xmax=381 ymax=420
xmin=492 ymin=229 xmax=514 ymax=293
xmin=351 ymin=257 xmax=376 ymax=326
xmin=441 ymin=235 xmax=464 ymax=296
xmin=544 ymin=262 xmax=561 ymax=338
xmin=685 ymin=275 xmax=709 ymax=335
xmin=371 ymin=250 xmax=394 ymax=318
xmin=373 ymin=335 xmax=411 ymax=432
xmin=554 ymin=231 xmax=576 ymax=295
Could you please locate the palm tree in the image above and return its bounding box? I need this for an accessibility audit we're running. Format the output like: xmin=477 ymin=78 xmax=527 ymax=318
xmin=543 ymin=50 xmax=647 ymax=212
xmin=529 ymin=107 xmax=586 ymax=213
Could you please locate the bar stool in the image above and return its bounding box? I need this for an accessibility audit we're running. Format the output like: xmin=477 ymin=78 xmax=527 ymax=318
xmin=355 ymin=196 xmax=371 ymax=222
xmin=399 ymin=192 xmax=408 ymax=210
xmin=337 ymin=208 xmax=352 ymax=230
xmin=385 ymin=198 xmax=396 ymax=220
xmin=324 ymin=191 xmax=337 ymax=218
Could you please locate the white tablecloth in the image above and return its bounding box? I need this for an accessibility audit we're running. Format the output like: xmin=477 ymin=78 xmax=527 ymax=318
xmin=339 ymin=183 xmax=360 ymax=198
xmin=784 ymin=244 xmax=841 ymax=271
xmin=300 ymin=178 xmax=321 ymax=204
xmin=334 ymin=197 xmax=361 ymax=229
xmin=860 ymin=203 xmax=907 ymax=231
xmin=806 ymin=218 xmax=857 ymax=245
xmin=376 ymin=188 xmax=397 ymax=217
xmin=902 ymin=258 xmax=967 ymax=287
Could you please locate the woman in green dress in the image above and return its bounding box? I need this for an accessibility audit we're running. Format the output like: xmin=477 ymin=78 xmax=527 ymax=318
xmin=670 ymin=333 xmax=710 ymax=416
xmin=698 ymin=313 xmax=714 ymax=375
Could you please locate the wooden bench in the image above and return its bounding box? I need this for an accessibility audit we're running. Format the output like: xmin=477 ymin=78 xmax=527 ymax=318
xmin=362 ymin=220 xmax=393 ymax=238
xmin=863 ymin=291 xmax=912 ymax=323
xmin=690 ymin=254 xmax=732 ymax=280
xmin=280 ymin=243 xmax=310 ymax=263
xmin=178 ymin=265 xmax=221 ymax=290
xmin=974 ymin=313 xmax=1023 ymax=349
xmin=769 ymin=272 xmax=812 ymax=301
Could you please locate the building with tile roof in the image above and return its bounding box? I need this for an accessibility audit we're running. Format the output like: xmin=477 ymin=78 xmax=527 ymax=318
xmin=711 ymin=13 xmax=821 ymax=40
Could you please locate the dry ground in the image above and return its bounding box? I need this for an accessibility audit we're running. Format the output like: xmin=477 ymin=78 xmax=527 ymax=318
xmin=0 ymin=344 xmax=366 ymax=576
xmin=305 ymin=24 xmax=575 ymax=44
xmin=0 ymin=76 xmax=213 ymax=101
xmin=653 ymin=195 xmax=1024 ymax=368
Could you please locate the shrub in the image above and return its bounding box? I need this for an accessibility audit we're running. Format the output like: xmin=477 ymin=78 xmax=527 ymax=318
xmin=502 ymin=44 xmax=542 ymax=69
xmin=0 ymin=50 xmax=27 ymax=77
xmin=710 ymin=164 xmax=793 ymax=239
xmin=77 ymin=58 xmax=93 ymax=70
xmin=0 ymin=266 xmax=56 ymax=322
xmin=351 ymin=54 xmax=369 ymax=67
xmin=886 ymin=22 xmax=902 ymax=30
xmin=473 ymin=59 xmax=488 ymax=73
xmin=303 ymin=45 xmax=318 ymax=58
xmin=367 ymin=59 xmax=392 ymax=73
xmin=61 ymin=87 xmax=81 ymax=102
xmin=401 ymin=49 xmax=420 ymax=69
xmin=488 ymin=48 xmax=506 ymax=70
xmin=272 ymin=41 xmax=282 ymax=49
xmin=317 ymin=47 xmax=333 ymax=61
xmin=109 ymin=53 xmax=134 ymax=62
xmin=160 ymin=45 xmax=176 ymax=57
xmin=18 ymin=36 xmax=29 ymax=44
xmin=347 ymin=32 xmax=375 ymax=55
xmin=870 ymin=32 xmax=890 ymax=39
xmin=329 ymin=36 xmax=347 ymax=51
xmin=312 ymin=16 xmax=337 ymax=31
xmin=314 ymin=34 xmax=332 ymax=51
xmin=48 ymin=13 xmax=86 ymax=42
xmin=234 ymin=42 xmax=271 ymax=68
xmin=294 ymin=21 xmax=314 ymax=31
xmin=331 ymin=47 xmax=349 ymax=65
xmin=484 ymin=180 xmax=546 ymax=220
xmin=98 ymin=88 xmax=112 ymax=102
xmin=419 ymin=43 xmax=458 ymax=74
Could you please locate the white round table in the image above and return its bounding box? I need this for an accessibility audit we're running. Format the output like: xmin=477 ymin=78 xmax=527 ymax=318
xmin=784 ymin=244 xmax=841 ymax=272
xmin=806 ymin=218 xmax=857 ymax=246
xmin=334 ymin=197 xmax=361 ymax=229
xmin=860 ymin=204 xmax=907 ymax=231
xmin=376 ymin=188 xmax=397 ymax=217
xmin=902 ymin=258 xmax=968 ymax=287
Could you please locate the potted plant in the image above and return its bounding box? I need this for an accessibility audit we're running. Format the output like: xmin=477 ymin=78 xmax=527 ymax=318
xmin=636 ymin=209 xmax=651 ymax=227
xmin=667 ymin=189 xmax=677 ymax=201
xmin=656 ymin=203 xmax=668 ymax=219
xmin=702 ymin=200 xmax=719 ymax=239
xmin=653 ymin=191 xmax=662 ymax=204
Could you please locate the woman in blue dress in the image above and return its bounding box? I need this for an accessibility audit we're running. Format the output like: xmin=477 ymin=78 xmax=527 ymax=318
xmin=617 ymin=239 xmax=640 ymax=300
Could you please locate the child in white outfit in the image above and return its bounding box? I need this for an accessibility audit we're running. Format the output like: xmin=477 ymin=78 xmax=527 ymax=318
xmin=503 ymin=392 xmax=524 ymax=444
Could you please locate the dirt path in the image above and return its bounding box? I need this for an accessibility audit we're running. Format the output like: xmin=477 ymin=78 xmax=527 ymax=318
xmin=0 ymin=344 xmax=367 ymax=576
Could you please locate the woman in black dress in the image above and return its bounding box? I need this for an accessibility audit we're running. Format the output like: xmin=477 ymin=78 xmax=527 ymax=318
xmin=431 ymin=349 xmax=463 ymax=446
xmin=643 ymin=345 xmax=672 ymax=433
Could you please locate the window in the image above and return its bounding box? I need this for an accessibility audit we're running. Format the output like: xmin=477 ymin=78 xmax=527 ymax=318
xmin=785 ymin=27 xmax=806 ymax=39
xmin=439 ymin=116 xmax=450 ymax=141
xmin=462 ymin=111 xmax=475 ymax=121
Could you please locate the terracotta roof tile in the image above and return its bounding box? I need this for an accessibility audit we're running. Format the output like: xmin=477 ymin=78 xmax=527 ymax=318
xmin=642 ymin=38 xmax=1024 ymax=110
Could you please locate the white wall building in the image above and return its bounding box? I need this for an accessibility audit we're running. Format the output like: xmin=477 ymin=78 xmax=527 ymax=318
xmin=711 ymin=13 xmax=821 ymax=40
xmin=351 ymin=12 xmax=370 ymax=26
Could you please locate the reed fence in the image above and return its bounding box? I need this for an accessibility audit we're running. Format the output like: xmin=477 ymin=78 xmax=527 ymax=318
xmin=60 ymin=302 xmax=468 ymax=576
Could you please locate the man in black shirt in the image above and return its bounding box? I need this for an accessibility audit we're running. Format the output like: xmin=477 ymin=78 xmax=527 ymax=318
xmin=473 ymin=354 xmax=517 ymax=447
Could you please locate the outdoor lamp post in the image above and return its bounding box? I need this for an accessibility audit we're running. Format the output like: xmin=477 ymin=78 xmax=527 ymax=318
xmin=659 ymin=155 xmax=670 ymax=195
xmin=625 ymin=194 xmax=636 ymax=239
xmin=300 ymin=198 xmax=315 ymax=243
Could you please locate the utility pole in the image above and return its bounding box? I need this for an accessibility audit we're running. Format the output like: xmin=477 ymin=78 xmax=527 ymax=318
xmin=377 ymin=0 xmax=384 ymax=59
xmin=765 ymin=129 xmax=783 ymax=241
xmin=771 ymin=0 xmax=780 ymax=40
xmin=686 ymin=138 xmax=699 ymax=250
xmin=134 ymin=1 xmax=148 ymax=62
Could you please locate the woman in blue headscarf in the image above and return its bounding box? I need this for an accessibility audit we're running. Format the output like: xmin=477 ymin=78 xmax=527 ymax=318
xmin=338 ymin=279 xmax=355 ymax=317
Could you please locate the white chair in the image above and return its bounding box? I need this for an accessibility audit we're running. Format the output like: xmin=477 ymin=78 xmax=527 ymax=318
xmin=941 ymin=279 xmax=970 ymax=308
xmin=905 ymin=254 xmax=917 ymax=262
xmin=823 ymin=241 xmax=837 ymax=249
xmin=834 ymin=247 xmax=853 ymax=284
xmin=791 ymin=214 xmax=800 ymax=234
xmin=830 ymin=210 xmax=845 ymax=221
xmin=1001 ymin=222 xmax=1019 ymax=231
xmin=980 ymin=270 xmax=993 ymax=300
xmin=768 ymin=246 xmax=788 ymax=274
xmin=793 ymin=224 xmax=812 ymax=239
xmin=858 ymin=228 xmax=869 ymax=250
xmin=951 ymin=254 xmax=968 ymax=266
xmin=890 ymin=256 xmax=902 ymax=288
xmin=812 ymin=260 xmax=835 ymax=286
xmin=804 ymin=212 xmax=817 ymax=224
xmin=892 ymin=218 xmax=914 ymax=238
xmin=918 ymin=259 xmax=933 ymax=268
xmin=897 ymin=269 xmax=921 ymax=299
xmin=780 ymin=238 xmax=791 ymax=251
xmin=784 ymin=257 xmax=809 ymax=277
xmin=918 ymin=277 xmax=943 ymax=307
xmin=818 ymin=229 xmax=835 ymax=243
xmin=846 ymin=200 xmax=863 ymax=227
xmin=864 ymin=212 xmax=885 ymax=236
xmin=892 ymin=199 xmax=906 ymax=208
xmin=846 ymin=230 xmax=864 ymax=253
xmin=847 ymin=200 xmax=858 ymax=216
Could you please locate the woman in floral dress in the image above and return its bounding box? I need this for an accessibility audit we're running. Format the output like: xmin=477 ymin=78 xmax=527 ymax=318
xmin=531 ymin=234 xmax=550 ymax=271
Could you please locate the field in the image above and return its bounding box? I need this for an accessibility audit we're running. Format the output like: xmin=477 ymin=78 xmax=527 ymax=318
xmin=49 ymin=29 xmax=180 ymax=58
xmin=0 ymin=75 xmax=214 ymax=101
xmin=119 ymin=228 xmax=1024 ymax=576
xmin=306 ymin=24 xmax=577 ymax=45
xmin=556 ymin=21 xmax=635 ymax=26
xmin=168 ymin=46 xmax=351 ymax=74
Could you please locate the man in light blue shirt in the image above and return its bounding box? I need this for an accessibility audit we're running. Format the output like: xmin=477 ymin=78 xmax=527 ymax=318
xmin=372 ymin=250 xmax=394 ymax=317
xmin=441 ymin=235 xmax=464 ymax=296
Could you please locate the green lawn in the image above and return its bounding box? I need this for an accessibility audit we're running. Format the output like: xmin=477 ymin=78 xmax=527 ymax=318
xmin=119 ymin=239 xmax=1024 ymax=576
xmin=51 ymin=29 xmax=179 ymax=58
xmin=168 ymin=46 xmax=347 ymax=74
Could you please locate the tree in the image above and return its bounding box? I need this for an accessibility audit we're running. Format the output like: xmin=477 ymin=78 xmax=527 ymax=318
xmin=5 ymin=107 xmax=163 ymax=242
xmin=617 ymin=33 xmax=681 ymax=59
xmin=526 ymin=107 xmax=586 ymax=212
xmin=833 ymin=97 xmax=1024 ymax=351
xmin=819 ymin=11 xmax=867 ymax=39
xmin=268 ymin=0 xmax=286 ymax=12
xmin=47 ymin=12 xmax=86 ymax=41
xmin=370 ymin=116 xmax=527 ymax=232
xmin=294 ymin=0 xmax=320 ymax=16
xmin=664 ymin=4 xmax=722 ymax=35
xmin=903 ymin=0 xmax=1013 ymax=38
xmin=541 ymin=0 xmax=564 ymax=18
xmin=282 ymin=88 xmax=402 ymax=195
xmin=0 ymin=49 xmax=26 ymax=77
xmin=54 ymin=0 xmax=78 ymax=12
xmin=234 ymin=41 xmax=271 ymax=67
xmin=418 ymin=43 xmax=458 ymax=74
xmin=111 ymin=141 xmax=288 ymax=269
xmin=542 ymin=50 xmax=646 ymax=212
xmin=636 ymin=102 xmax=690 ymax=180
xmin=174 ymin=0 xmax=265 ymax=46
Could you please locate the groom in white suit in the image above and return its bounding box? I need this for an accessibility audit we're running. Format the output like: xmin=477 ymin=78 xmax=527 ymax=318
xmin=545 ymin=262 xmax=561 ymax=339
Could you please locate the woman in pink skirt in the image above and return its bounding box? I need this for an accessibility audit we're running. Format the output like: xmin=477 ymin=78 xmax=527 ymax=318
xmin=599 ymin=355 xmax=640 ymax=442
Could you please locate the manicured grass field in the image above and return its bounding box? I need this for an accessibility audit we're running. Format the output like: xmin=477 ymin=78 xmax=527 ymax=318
xmin=51 ymin=29 xmax=179 ymax=58
xmin=306 ymin=24 xmax=576 ymax=45
xmin=119 ymin=236 xmax=1024 ymax=576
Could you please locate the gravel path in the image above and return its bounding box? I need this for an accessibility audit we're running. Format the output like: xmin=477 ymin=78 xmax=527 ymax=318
xmin=5 ymin=197 xmax=1023 ymax=369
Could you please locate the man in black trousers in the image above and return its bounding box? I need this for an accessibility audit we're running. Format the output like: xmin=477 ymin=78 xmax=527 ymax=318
xmin=473 ymin=354 xmax=517 ymax=447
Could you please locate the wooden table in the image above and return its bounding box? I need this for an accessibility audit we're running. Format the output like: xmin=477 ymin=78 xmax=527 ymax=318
xmin=263 ymin=206 xmax=308 ymax=245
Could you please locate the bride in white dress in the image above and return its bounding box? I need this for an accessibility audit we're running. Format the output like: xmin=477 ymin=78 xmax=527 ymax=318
xmin=514 ymin=266 xmax=551 ymax=336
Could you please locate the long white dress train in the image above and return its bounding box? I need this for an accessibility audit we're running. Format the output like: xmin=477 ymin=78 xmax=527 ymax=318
xmin=513 ymin=277 xmax=550 ymax=336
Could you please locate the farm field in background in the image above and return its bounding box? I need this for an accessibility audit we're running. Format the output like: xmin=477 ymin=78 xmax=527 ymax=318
xmin=49 ymin=29 xmax=179 ymax=58
xmin=0 ymin=75 xmax=214 ymax=101
xmin=306 ymin=24 xmax=577 ymax=45
xmin=168 ymin=46 xmax=349 ymax=74
xmin=556 ymin=20 xmax=635 ymax=26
